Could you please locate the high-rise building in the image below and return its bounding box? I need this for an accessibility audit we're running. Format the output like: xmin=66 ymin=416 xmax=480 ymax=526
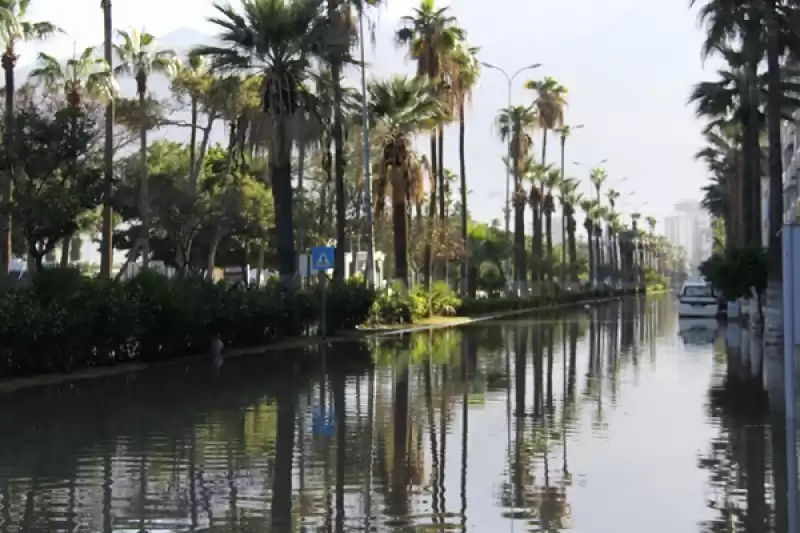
xmin=664 ymin=201 xmax=712 ymax=278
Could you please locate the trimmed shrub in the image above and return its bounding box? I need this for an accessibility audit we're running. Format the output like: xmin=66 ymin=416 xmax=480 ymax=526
xmin=0 ymin=269 xmax=374 ymax=378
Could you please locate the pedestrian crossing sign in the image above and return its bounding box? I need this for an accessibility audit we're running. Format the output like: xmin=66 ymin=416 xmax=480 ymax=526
xmin=311 ymin=246 xmax=335 ymax=272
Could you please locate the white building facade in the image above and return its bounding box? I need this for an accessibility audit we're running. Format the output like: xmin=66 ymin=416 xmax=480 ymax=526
xmin=664 ymin=201 xmax=712 ymax=278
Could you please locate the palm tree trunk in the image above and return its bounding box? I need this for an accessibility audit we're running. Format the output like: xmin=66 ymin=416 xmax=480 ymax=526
xmin=438 ymin=124 xmax=445 ymax=220
xmin=100 ymin=0 xmax=114 ymax=278
xmin=424 ymin=132 xmax=438 ymax=287
xmin=568 ymin=212 xmax=578 ymax=283
xmin=585 ymin=224 xmax=594 ymax=288
xmin=545 ymin=205 xmax=553 ymax=283
xmin=764 ymin=5 xmax=783 ymax=346
xmin=138 ymin=88 xmax=150 ymax=269
xmin=392 ymin=193 xmax=409 ymax=288
xmin=61 ymin=236 xmax=71 ymax=268
xmin=273 ymin=121 xmax=296 ymax=282
xmin=459 ymin=103 xmax=469 ymax=297
xmin=514 ymin=182 xmax=527 ymax=295
xmin=0 ymin=51 xmax=15 ymax=274
xmin=541 ymin=129 xmax=548 ymax=165
xmin=328 ymin=21 xmax=347 ymax=281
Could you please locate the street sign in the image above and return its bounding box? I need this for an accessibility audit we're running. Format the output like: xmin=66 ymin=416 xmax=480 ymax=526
xmin=311 ymin=246 xmax=335 ymax=272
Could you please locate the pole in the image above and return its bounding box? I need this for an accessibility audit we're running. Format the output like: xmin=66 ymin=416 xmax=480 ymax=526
xmin=359 ymin=10 xmax=375 ymax=288
xmin=503 ymin=78 xmax=512 ymax=292
xmin=320 ymin=272 xmax=328 ymax=339
xmin=560 ymin=133 xmax=567 ymax=289
xmin=783 ymin=225 xmax=798 ymax=533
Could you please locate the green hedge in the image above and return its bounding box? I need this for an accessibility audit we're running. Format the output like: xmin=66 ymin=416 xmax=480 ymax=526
xmin=0 ymin=269 xmax=375 ymax=378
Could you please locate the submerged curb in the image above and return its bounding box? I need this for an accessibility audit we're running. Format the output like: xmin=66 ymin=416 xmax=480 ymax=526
xmin=0 ymin=294 xmax=632 ymax=394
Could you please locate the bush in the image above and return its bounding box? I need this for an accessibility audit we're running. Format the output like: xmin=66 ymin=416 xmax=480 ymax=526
xmin=410 ymin=281 xmax=462 ymax=317
xmin=0 ymin=269 xmax=375 ymax=378
xmin=370 ymin=291 xmax=413 ymax=325
xmin=700 ymin=246 xmax=767 ymax=301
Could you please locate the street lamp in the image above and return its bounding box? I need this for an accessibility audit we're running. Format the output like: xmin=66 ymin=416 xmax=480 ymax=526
xmin=482 ymin=61 xmax=542 ymax=288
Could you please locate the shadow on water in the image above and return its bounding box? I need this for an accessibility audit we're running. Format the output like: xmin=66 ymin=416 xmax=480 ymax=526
xmin=0 ymin=295 xmax=789 ymax=533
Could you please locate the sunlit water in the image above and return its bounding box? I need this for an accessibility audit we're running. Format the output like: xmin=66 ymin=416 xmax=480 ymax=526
xmin=0 ymin=296 xmax=786 ymax=533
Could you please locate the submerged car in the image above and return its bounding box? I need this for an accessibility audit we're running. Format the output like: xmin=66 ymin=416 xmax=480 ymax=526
xmin=678 ymin=281 xmax=720 ymax=318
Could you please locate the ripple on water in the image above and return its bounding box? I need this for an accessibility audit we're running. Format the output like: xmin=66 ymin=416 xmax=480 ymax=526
xmin=0 ymin=297 xmax=783 ymax=533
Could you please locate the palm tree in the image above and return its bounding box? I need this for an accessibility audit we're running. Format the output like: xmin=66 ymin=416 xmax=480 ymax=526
xmin=29 ymin=47 xmax=114 ymax=107
xmin=525 ymin=161 xmax=548 ymax=292
xmin=688 ymin=48 xmax=763 ymax=246
xmin=606 ymin=189 xmax=621 ymax=283
xmin=580 ymin=199 xmax=598 ymax=288
xmin=588 ymin=167 xmax=607 ymax=203
xmin=100 ymin=0 xmax=114 ymax=278
xmin=697 ymin=123 xmax=743 ymax=248
xmin=114 ymin=28 xmax=178 ymax=270
xmin=631 ymin=212 xmax=643 ymax=285
xmin=525 ymin=76 xmax=567 ymax=165
xmin=29 ymin=47 xmax=114 ymax=267
xmin=496 ymin=104 xmax=537 ymax=294
xmin=558 ymin=178 xmax=580 ymax=285
xmin=192 ymin=0 xmax=324 ymax=282
xmin=396 ymin=0 xmax=464 ymax=222
xmin=451 ymin=42 xmax=480 ymax=295
xmin=542 ymin=167 xmax=561 ymax=283
xmin=368 ymin=75 xmax=438 ymax=288
xmin=0 ymin=0 xmax=60 ymax=273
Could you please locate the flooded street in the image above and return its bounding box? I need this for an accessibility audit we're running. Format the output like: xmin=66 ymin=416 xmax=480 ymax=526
xmin=0 ymin=296 xmax=786 ymax=532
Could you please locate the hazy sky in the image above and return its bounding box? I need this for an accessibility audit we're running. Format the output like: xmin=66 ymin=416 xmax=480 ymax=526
xmin=21 ymin=0 xmax=715 ymax=227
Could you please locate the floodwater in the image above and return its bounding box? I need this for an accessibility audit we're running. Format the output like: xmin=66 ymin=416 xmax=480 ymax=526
xmin=0 ymin=296 xmax=787 ymax=533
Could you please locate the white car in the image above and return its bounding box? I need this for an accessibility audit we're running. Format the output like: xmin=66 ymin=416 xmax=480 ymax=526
xmin=678 ymin=281 xmax=719 ymax=318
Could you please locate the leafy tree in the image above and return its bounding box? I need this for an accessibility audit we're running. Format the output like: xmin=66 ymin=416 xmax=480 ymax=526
xmin=0 ymin=103 xmax=103 ymax=271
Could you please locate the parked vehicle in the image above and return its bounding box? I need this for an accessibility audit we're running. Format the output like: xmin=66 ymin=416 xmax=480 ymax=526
xmin=678 ymin=281 xmax=719 ymax=318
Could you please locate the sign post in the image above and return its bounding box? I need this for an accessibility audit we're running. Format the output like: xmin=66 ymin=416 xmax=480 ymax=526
xmin=311 ymin=246 xmax=335 ymax=338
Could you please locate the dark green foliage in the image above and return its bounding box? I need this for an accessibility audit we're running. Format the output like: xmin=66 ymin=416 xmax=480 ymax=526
xmin=370 ymin=292 xmax=414 ymax=325
xmin=0 ymin=269 xmax=374 ymax=378
xmin=699 ymin=246 xmax=767 ymax=301
xmin=312 ymin=278 xmax=376 ymax=335
xmin=0 ymin=104 xmax=104 ymax=269
xmin=410 ymin=281 xmax=462 ymax=317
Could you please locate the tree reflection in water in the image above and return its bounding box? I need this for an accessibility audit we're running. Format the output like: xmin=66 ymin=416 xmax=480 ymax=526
xmin=0 ymin=296 xmax=784 ymax=533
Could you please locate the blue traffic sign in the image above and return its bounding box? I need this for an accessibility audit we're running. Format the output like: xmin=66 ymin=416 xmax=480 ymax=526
xmin=311 ymin=246 xmax=335 ymax=272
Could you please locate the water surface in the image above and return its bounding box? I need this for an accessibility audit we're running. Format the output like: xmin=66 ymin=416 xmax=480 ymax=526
xmin=0 ymin=296 xmax=785 ymax=532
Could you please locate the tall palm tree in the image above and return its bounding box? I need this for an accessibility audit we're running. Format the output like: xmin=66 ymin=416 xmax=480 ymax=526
xmin=0 ymin=0 xmax=60 ymax=273
xmin=192 ymin=0 xmax=324 ymax=282
xmin=606 ymin=189 xmax=620 ymax=282
xmin=542 ymin=167 xmax=561 ymax=283
xmin=580 ymin=199 xmax=598 ymax=288
xmin=451 ymin=42 xmax=480 ymax=295
xmin=689 ymin=48 xmax=763 ymax=246
xmin=100 ymin=0 xmax=114 ymax=278
xmin=526 ymin=161 xmax=549 ymax=292
xmin=697 ymin=123 xmax=741 ymax=247
xmin=496 ymin=104 xmax=536 ymax=294
xmin=525 ymin=76 xmax=567 ymax=165
xmin=114 ymin=28 xmax=177 ymax=270
xmin=29 ymin=47 xmax=114 ymax=267
xmin=396 ymin=0 xmax=464 ymax=222
xmin=558 ymin=178 xmax=580 ymax=285
xmin=29 ymin=47 xmax=114 ymax=107
xmin=631 ymin=212 xmax=643 ymax=284
xmin=368 ymin=75 xmax=438 ymax=288
xmin=589 ymin=167 xmax=607 ymax=203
